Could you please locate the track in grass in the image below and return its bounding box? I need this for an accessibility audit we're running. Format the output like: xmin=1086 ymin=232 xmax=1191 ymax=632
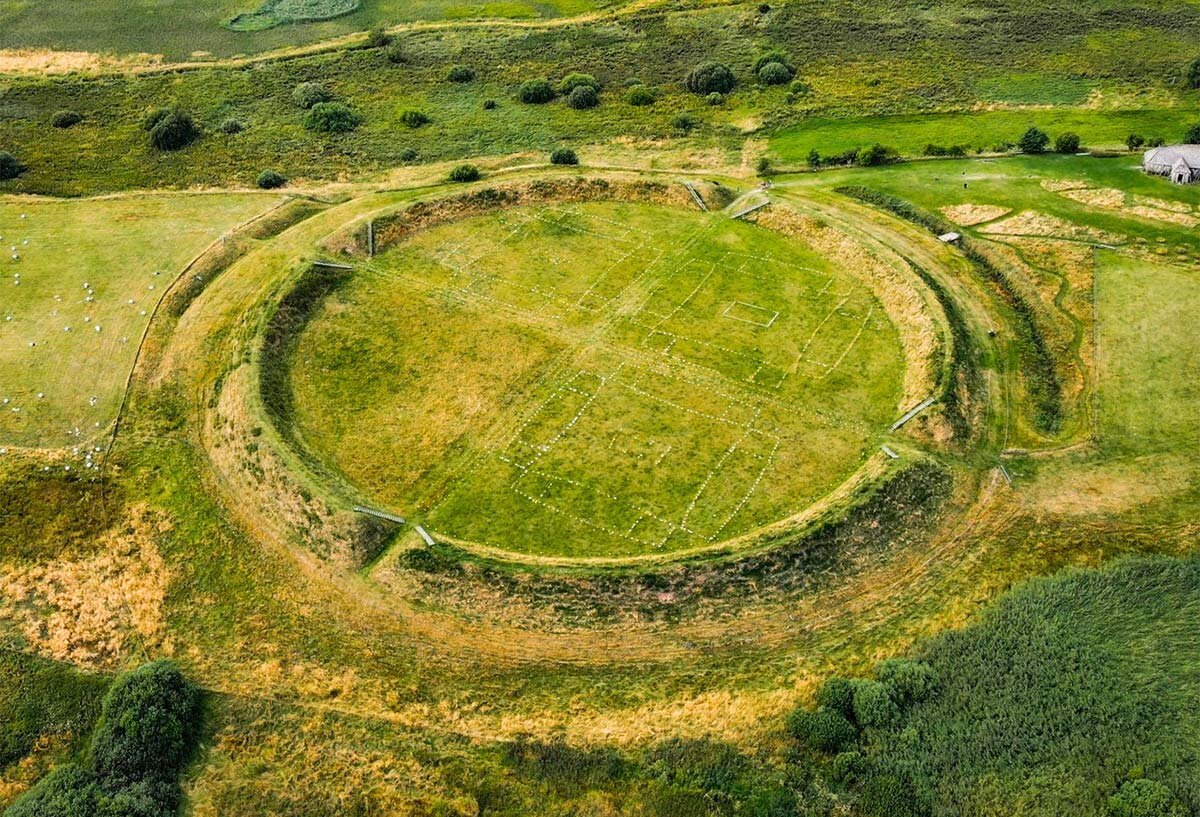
xmin=288 ymin=201 xmax=905 ymax=559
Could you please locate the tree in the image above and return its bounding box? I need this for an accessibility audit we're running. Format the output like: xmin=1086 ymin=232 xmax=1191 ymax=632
xmin=857 ymin=143 xmax=899 ymax=166
xmin=0 ymin=151 xmax=23 ymax=181
xmin=876 ymin=659 xmax=939 ymax=706
xmin=1018 ymin=126 xmax=1050 ymax=154
xmin=684 ymin=61 xmax=735 ymax=95
xmin=303 ymin=102 xmax=362 ymax=133
xmin=753 ymin=50 xmax=794 ymax=75
xmin=558 ymin=72 xmax=599 ymax=95
xmin=625 ymin=86 xmax=656 ymax=106
xmin=550 ymin=147 xmax=578 ymax=165
xmin=758 ymin=62 xmax=793 ymax=85
xmin=806 ymin=148 xmax=821 ymax=167
xmin=1108 ymin=779 xmax=1188 ymax=817
xmin=1186 ymin=57 xmax=1200 ymax=89
xmin=1126 ymin=133 xmax=1146 ymax=151
xmin=400 ymin=109 xmax=430 ymax=127
xmin=518 ymin=78 xmax=555 ymax=104
xmin=50 ymin=110 xmax=83 ymax=128
xmin=859 ymin=774 xmax=929 ymax=817
xmin=141 ymin=107 xmax=171 ymax=131
xmin=1185 ymin=123 xmax=1200 ymax=144
xmin=756 ymin=156 xmax=773 ymax=176
xmin=257 ymin=170 xmax=286 ymax=189
xmin=292 ymin=81 xmax=332 ymax=109
xmin=851 ymin=680 xmax=900 ymax=728
xmin=449 ymin=163 xmax=481 ymax=182
xmin=1055 ymin=132 xmax=1081 ymax=154
xmin=447 ymin=64 xmax=475 ymax=82
xmin=672 ymin=113 xmax=698 ymax=133
xmin=816 ymin=677 xmax=856 ymax=718
xmin=786 ymin=707 xmax=857 ymax=753
xmin=566 ymin=86 xmax=599 ymax=109
xmin=148 ymin=110 xmax=199 ymax=151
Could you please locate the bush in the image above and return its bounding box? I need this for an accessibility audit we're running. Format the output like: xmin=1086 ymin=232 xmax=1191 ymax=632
xmin=449 ymin=163 xmax=481 ymax=182
xmin=851 ymin=680 xmax=900 ymax=728
xmin=447 ymin=64 xmax=475 ymax=83
xmin=876 ymin=659 xmax=939 ymax=706
xmin=219 ymin=117 xmax=245 ymax=134
xmin=753 ymin=50 xmax=794 ymax=74
xmin=705 ymin=92 xmax=723 ymax=105
xmin=830 ymin=750 xmax=868 ymax=783
xmin=1108 ymin=779 xmax=1187 ymax=817
xmin=756 ymin=156 xmax=773 ymax=176
xmin=1148 ymin=136 xmax=1166 ymax=148
xmin=1126 ymin=133 xmax=1146 ymax=150
xmin=672 ymin=113 xmax=698 ymax=133
xmin=400 ymin=109 xmax=430 ymax=127
xmin=1055 ymin=132 xmax=1081 ymax=154
xmin=50 ymin=110 xmax=83 ymax=129
xmin=1187 ymin=57 xmax=1200 ymax=89
xmin=1018 ymin=126 xmax=1050 ymax=154
xmin=1185 ymin=123 xmax=1200 ymax=144
xmin=860 ymin=774 xmax=929 ymax=817
xmin=816 ymin=677 xmax=856 ymax=718
xmin=857 ymin=143 xmax=899 ymax=166
xmin=483 ymin=99 xmax=497 ymax=110
xmin=518 ymin=78 xmax=555 ymax=104
xmin=786 ymin=707 xmax=857 ymax=753
xmin=0 ymin=152 xmax=23 ymax=181
xmin=141 ymin=107 xmax=171 ymax=131
xmin=550 ymin=147 xmax=578 ymax=165
xmin=366 ymin=27 xmax=390 ymax=48
xmin=625 ymin=86 xmax=656 ymax=106
xmin=566 ymin=85 xmax=599 ymax=109
xmin=790 ymin=78 xmax=811 ymax=94
xmin=558 ymin=72 xmax=599 ymax=95
xmin=684 ymin=61 xmax=735 ymax=95
xmin=385 ymin=42 xmax=407 ymax=63
xmin=256 ymin=170 xmax=286 ymax=189
xmin=757 ymin=62 xmax=793 ymax=85
xmin=5 ymin=764 xmax=102 ymax=817
xmin=90 ymin=661 xmax=200 ymax=789
xmin=304 ymin=102 xmax=362 ymax=133
xmin=398 ymin=147 xmax=419 ymax=162
xmin=148 ymin=110 xmax=199 ymax=151
xmin=292 ymin=81 xmax=332 ymax=109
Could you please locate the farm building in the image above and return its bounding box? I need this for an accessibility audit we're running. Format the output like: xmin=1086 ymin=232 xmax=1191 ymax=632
xmin=1142 ymin=145 xmax=1200 ymax=184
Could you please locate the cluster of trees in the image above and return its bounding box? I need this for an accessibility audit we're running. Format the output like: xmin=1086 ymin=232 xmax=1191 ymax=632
xmin=5 ymin=661 xmax=201 ymax=817
xmin=806 ymin=143 xmax=899 ymax=168
xmin=517 ymin=72 xmax=602 ymax=109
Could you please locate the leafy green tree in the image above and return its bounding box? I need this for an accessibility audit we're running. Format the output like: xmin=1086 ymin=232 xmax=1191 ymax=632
xmin=625 ymin=86 xmax=656 ymax=106
xmin=549 ymin=147 xmax=578 ymax=165
xmin=684 ymin=61 xmax=735 ymax=95
xmin=0 ymin=151 xmax=23 ymax=181
xmin=786 ymin=707 xmax=857 ymax=753
xmin=753 ymin=50 xmax=794 ymax=75
xmin=256 ymin=169 xmax=286 ymax=189
xmin=303 ymin=102 xmax=362 ymax=133
xmin=859 ymin=774 xmax=929 ymax=817
xmin=1186 ymin=57 xmax=1200 ymax=89
xmin=517 ymin=78 xmax=555 ymax=104
xmin=672 ymin=113 xmax=698 ymax=133
xmin=148 ymin=111 xmax=199 ymax=151
xmin=758 ymin=62 xmax=793 ymax=85
xmin=876 ymin=659 xmax=939 ymax=705
xmin=566 ymin=86 xmax=599 ymax=109
xmin=50 ymin=111 xmax=83 ymax=128
xmin=1055 ymin=132 xmax=1081 ymax=154
xmin=1108 ymin=779 xmax=1188 ymax=817
xmin=851 ymin=680 xmax=900 ymax=728
xmin=816 ymin=677 xmax=856 ymax=718
xmin=4 ymin=764 xmax=101 ymax=817
xmin=1184 ymin=123 xmax=1200 ymax=144
xmin=449 ymin=163 xmax=481 ymax=182
xmin=140 ymin=107 xmax=171 ymax=131
xmin=1018 ymin=126 xmax=1050 ymax=154
xmin=291 ymin=81 xmax=332 ymax=109
xmin=558 ymin=72 xmax=599 ymax=95
xmin=1126 ymin=133 xmax=1146 ymax=150
xmin=857 ymin=143 xmax=899 ymax=166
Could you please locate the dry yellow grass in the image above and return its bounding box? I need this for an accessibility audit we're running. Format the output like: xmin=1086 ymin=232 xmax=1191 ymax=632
xmin=940 ymin=203 xmax=1011 ymax=226
xmin=979 ymin=210 xmax=1123 ymax=244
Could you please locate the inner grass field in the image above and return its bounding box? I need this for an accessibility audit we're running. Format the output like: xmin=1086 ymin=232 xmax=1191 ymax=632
xmin=288 ymin=201 xmax=905 ymax=558
xmin=0 ymin=192 xmax=279 ymax=450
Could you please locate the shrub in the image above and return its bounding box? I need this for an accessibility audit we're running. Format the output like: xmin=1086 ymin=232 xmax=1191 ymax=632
xmin=790 ymin=78 xmax=811 ymax=94
xmin=5 ymin=764 xmax=102 ymax=817
xmin=518 ymin=78 xmax=555 ymax=104
xmin=366 ymin=27 xmax=390 ymax=48
xmin=483 ymin=99 xmax=497 ymax=110
xmin=672 ymin=113 xmax=698 ymax=133
xmin=876 ymin=659 xmax=939 ymax=706
xmin=786 ymin=707 xmax=857 ymax=753
xmin=0 ymin=152 xmax=23 ymax=181
xmin=1187 ymin=57 xmax=1200 ymax=89
xmin=90 ymin=661 xmax=200 ymax=789
xmin=923 ymin=143 xmax=966 ymax=157
xmin=447 ymin=64 xmax=475 ymax=82
xmin=141 ymin=107 xmax=171 ymax=131
xmin=1126 ymin=133 xmax=1146 ymax=150
xmin=292 ymin=81 xmax=332 ymax=109
xmin=219 ymin=117 xmax=245 ymax=134
xmin=756 ymin=156 xmax=773 ymax=176
xmin=625 ymin=86 xmax=656 ymax=106
xmin=566 ymin=85 xmax=599 ymax=109
xmin=830 ymin=750 xmax=868 ymax=783
xmin=400 ymin=109 xmax=430 ymax=127
xmin=1055 ymin=132 xmax=1081 ymax=154
xmin=851 ymin=680 xmax=900 ymax=728
xmin=558 ymin=72 xmax=599 ymax=95
xmin=256 ymin=169 xmax=286 ymax=189
xmin=50 ymin=110 xmax=83 ymax=128
xmin=1185 ymin=123 xmax=1200 ymax=144
xmin=398 ymin=147 xmax=419 ymax=162
xmin=1018 ymin=126 xmax=1050 ymax=154
xmin=1108 ymin=779 xmax=1188 ymax=817
xmin=857 ymin=143 xmax=899 ymax=166
xmin=706 ymin=92 xmax=723 ymax=105
xmin=449 ymin=163 xmax=481 ymax=182
xmin=753 ymin=50 xmax=794 ymax=74
xmin=385 ymin=42 xmax=407 ymax=63
xmin=149 ymin=110 xmax=199 ymax=151
xmin=816 ymin=677 xmax=856 ymax=718
xmin=1147 ymin=136 xmax=1166 ymax=148
xmin=550 ymin=147 xmax=578 ymax=165
xmin=684 ymin=61 xmax=735 ymax=95
xmin=758 ymin=61 xmax=793 ymax=85
xmin=860 ymin=774 xmax=929 ymax=817
xmin=807 ymin=148 xmax=821 ymax=167
xmin=304 ymin=102 xmax=362 ymax=133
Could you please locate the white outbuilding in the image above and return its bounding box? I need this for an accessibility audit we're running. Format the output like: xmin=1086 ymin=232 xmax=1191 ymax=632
xmin=1143 ymin=145 xmax=1200 ymax=184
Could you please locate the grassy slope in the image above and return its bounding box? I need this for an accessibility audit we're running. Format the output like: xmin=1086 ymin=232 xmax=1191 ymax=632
xmin=0 ymin=192 xmax=279 ymax=449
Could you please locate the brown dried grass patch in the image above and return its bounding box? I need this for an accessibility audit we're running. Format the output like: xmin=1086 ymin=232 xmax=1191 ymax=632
xmin=939 ymin=203 xmax=1010 ymax=226
xmin=979 ymin=210 xmax=1122 ymax=244
xmin=1059 ymin=186 xmax=1126 ymax=209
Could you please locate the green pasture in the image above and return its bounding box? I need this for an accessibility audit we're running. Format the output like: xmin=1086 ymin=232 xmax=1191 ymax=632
xmin=288 ymin=201 xmax=904 ymax=558
xmin=770 ymin=108 xmax=1200 ymax=165
xmin=0 ymin=192 xmax=278 ymax=450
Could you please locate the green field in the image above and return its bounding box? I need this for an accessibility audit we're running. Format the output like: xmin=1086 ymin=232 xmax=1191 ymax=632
xmin=289 ymin=201 xmax=904 ymax=558
xmin=0 ymin=192 xmax=278 ymax=450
